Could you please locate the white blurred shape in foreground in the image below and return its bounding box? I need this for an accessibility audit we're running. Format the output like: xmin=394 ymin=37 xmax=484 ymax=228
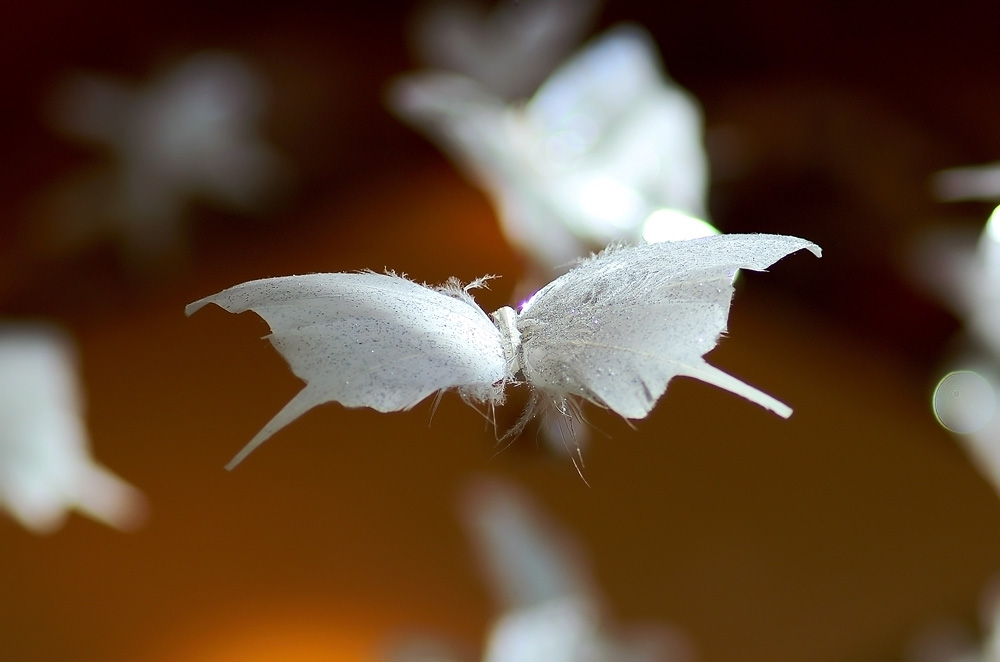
xmin=934 ymin=162 xmax=1000 ymax=202
xmin=0 ymin=325 xmax=144 ymax=533
xmin=45 ymin=51 xmax=288 ymax=263
xmin=463 ymin=479 xmax=691 ymax=662
xmin=387 ymin=478 xmax=692 ymax=662
xmin=931 ymin=359 xmax=1000 ymax=500
xmin=390 ymin=23 xmax=715 ymax=276
xmin=915 ymin=205 xmax=1000 ymax=498
xmin=411 ymin=0 xmax=600 ymax=100
xmin=916 ymin=206 xmax=1000 ymax=361
xmin=907 ymin=576 xmax=1000 ymax=662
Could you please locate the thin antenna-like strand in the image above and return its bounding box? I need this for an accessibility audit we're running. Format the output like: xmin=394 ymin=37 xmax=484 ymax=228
xmin=682 ymin=362 xmax=792 ymax=418
xmin=226 ymin=387 xmax=322 ymax=470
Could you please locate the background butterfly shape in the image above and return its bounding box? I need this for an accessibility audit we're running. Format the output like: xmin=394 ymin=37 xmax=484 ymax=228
xmin=390 ymin=23 xmax=713 ymax=285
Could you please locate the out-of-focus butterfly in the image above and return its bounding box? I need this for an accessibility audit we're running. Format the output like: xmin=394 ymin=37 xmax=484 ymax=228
xmin=390 ymin=24 xmax=714 ymax=280
xmin=409 ymin=0 xmax=601 ymax=100
xmin=0 ymin=325 xmax=145 ymax=533
xmin=42 ymin=51 xmax=289 ymax=266
xmin=384 ymin=476 xmax=694 ymax=662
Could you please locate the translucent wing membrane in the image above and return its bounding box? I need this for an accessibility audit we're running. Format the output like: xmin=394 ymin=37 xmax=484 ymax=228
xmin=517 ymin=234 xmax=822 ymax=419
xmin=187 ymin=272 xmax=507 ymax=467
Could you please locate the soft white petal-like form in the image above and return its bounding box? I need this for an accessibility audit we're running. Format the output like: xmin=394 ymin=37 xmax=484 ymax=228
xmin=916 ymin=207 xmax=1000 ymax=362
xmin=44 ymin=51 xmax=289 ymax=263
xmin=0 ymin=325 xmax=144 ymax=533
xmin=463 ymin=479 xmax=693 ymax=662
xmin=411 ymin=0 xmax=600 ymax=100
xmin=517 ymin=235 xmax=821 ymax=419
xmin=188 ymin=273 xmax=508 ymax=468
xmin=934 ymin=163 xmax=1000 ymax=202
xmin=390 ymin=24 xmax=714 ymax=276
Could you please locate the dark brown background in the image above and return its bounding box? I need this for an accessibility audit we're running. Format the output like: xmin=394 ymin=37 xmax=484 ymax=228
xmin=3 ymin=1 xmax=1000 ymax=660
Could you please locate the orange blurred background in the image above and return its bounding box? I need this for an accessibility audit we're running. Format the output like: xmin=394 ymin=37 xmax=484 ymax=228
xmin=3 ymin=1 xmax=1000 ymax=660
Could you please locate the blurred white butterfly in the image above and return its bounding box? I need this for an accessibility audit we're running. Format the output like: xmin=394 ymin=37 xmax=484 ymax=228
xmin=43 ymin=51 xmax=289 ymax=266
xmin=463 ymin=478 xmax=693 ymax=662
xmin=0 ymin=325 xmax=145 ymax=533
xmin=905 ymin=575 xmax=1000 ymax=662
xmin=390 ymin=23 xmax=714 ymax=279
xmin=934 ymin=162 xmax=1000 ymax=203
xmin=383 ymin=477 xmax=692 ymax=662
xmin=921 ymin=206 xmax=1000 ymax=360
xmin=914 ymin=207 xmax=1000 ymax=500
xmin=187 ymin=234 xmax=820 ymax=468
xmin=410 ymin=0 xmax=601 ymax=100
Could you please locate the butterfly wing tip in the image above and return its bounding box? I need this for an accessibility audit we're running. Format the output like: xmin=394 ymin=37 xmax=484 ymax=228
xmin=225 ymin=443 xmax=258 ymax=470
xmin=185 ymin=298 xmax=211 ymax=317
xmin=224 ymin=443 xmax=258 ymax=471
xmin=762 ymin=394 xmax=793 ymax=419
xmin=774 ymin=404 xmax=793 ymax=419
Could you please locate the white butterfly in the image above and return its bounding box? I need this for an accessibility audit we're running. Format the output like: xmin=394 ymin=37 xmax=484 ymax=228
xmin=43 ymin=51 xmax=289 ymax=265
xmin=383 ymin=477 xmax=692 ymax=662
xmin=410 ymin=0 xmax=601 ymax=100
xmin=390 ymin=24 xmax=713 ymax=277
xmin=187 ymin=234 xmax=820 ymax=468
xmin=934 ymin=162 xmax=1000 ymax=203
xmin=918 ymin=206 xmax=1000 ymax=362
xmin=463 ymin=479 xmax=692 ymax=662
xmin=906 ymin=575 xmax=1000 ymax=662
xmin=0 ymin=325 xmax=145 ymax=533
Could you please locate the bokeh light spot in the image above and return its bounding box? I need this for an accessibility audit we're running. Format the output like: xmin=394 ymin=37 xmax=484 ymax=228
xmin=933 ymin=371 xmax=996 ymax=434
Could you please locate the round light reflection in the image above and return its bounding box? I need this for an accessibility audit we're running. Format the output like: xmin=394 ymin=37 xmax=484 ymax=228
xmin=932 ymin=370 xmax=996 ymax=434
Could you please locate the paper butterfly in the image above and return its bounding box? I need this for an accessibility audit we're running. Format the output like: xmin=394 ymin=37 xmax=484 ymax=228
xmin=390 ymin=23 xmax=713 ymax=276
xmin=905 ymin=575 xmax=1000 ymax=662
xmin=934 ymin=161 xmax=1000 ymax=202
xmin=918 ymin=206 xmax=1000 ymax=361
xmin=44 ymin=51 xmax=288 ymax=265
xmin=409 ymin=0 xmax=600 ymax=100
xmin=463 ymin=478 xmax=691 ymax=662
xmin=917 ymin=207 xmax=1000 ymax=495
xmin=187 ymin=234 xmax=820 ymax=468
xmin=0 ymin=324 xmax=145 ymax=533
xmin=383 ymin=477 xmax=692 ymax=662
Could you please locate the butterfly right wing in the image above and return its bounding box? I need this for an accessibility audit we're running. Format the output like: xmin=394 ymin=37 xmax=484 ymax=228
xmin=515 ymin=235 xmax=821 ymax=420
xmin=187 ymin=272 xmax=507 ymax=467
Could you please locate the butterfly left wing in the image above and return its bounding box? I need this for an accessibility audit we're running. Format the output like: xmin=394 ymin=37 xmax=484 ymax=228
xmin=187 ymin=272 xmax=508 ymax=467
xmin=515 ymin=234 xmax=821 ymax=420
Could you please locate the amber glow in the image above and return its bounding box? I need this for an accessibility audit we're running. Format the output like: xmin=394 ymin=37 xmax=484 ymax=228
xmin=144 ymin=605 xmax=380 ymax=662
